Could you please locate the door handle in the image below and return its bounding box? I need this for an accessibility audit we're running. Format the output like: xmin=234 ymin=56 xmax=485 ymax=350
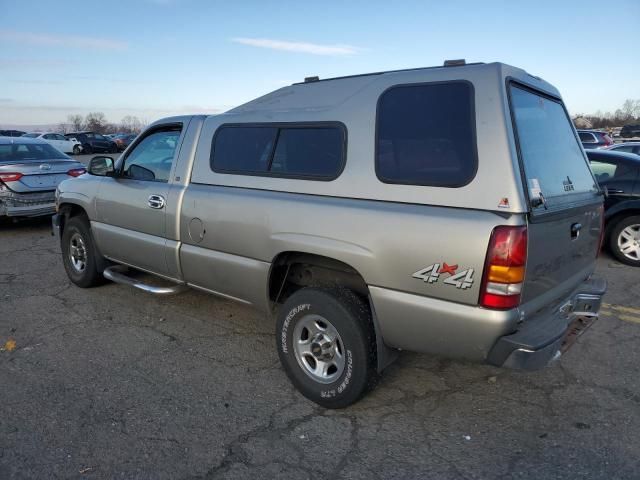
xmin=148 ymin=194 xmax=165 ymax=209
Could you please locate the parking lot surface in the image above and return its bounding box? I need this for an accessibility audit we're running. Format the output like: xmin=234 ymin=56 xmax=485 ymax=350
xmin=1 ymin=218 xmax=639 ymax=479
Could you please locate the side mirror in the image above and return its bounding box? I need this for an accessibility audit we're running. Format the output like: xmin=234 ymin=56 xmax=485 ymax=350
xmin=88 ymin=156 xmax=115 ymax=176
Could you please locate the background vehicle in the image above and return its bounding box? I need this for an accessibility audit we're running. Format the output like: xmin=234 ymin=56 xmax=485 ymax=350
xmin=64 ymin=132 xmax=118 ymax=154
xmin=113 ymin=133 xmax=137 ymax=151
xmin=606 ymin=142 xmax=640 ymax=156
xmin=0 ymin=129 xmax=26 ymax=137
xmin=578 ymin=129 xmax=614 ymax=149
xmin=0 ymin=137 xmax=85 ymax=218
xmin=620 ymin=124 xmax=640 ymax=138
xmin=587 ymin=149 xmax=640 ymax=266
xmin=53 ymin=62 xmax=606 ymax=408
xmin=22 ymin=132 xmax=83 ymax=154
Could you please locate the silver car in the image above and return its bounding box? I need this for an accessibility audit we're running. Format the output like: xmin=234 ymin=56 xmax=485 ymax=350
xmin=0 ymin=136 xmax=86 ymax=218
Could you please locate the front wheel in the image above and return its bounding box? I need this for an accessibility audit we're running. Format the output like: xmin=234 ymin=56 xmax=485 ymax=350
xmin=61 ymin=216 xmax=106 ymax=287
xmin=276 ymin=287 xmax=378 ymax=408
xmin=610 ymin=216 xmax=640 ymax=266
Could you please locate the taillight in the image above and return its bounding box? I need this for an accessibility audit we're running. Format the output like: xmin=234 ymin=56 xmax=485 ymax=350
xmin=603 ymin=135 xmax=613 ymax=145
xmin=479 ymin=225 xmax=528 ymax=310
xmin=67 ymin=168 xmax=86 ymax=177
xmin=0 ymin=172 xmax=23 ymax=183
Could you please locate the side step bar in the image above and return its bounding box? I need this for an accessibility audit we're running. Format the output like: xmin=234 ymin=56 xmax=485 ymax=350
xmin=103 ymin=265 xmax=188 ymax=295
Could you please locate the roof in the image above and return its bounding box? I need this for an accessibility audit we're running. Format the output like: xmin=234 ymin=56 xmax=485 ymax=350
xmin=585 ymin=149 xmax=640 ymax=164
xmin=226 ymin=62 xmax=559 ymax=117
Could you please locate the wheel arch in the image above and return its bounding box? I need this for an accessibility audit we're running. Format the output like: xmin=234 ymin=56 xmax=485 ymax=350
xmin=267 ymin=250 xmax=397 ymax=372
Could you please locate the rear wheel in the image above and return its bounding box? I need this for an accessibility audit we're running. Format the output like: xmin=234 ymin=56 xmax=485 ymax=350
xmin=610 ymin=215 xmax=640 ymax=266
xmin=61 ymin=216 xmax=106 ymax=287
xmin=276 ymin=287 xmax=377 ymax=408
xmin=72 ymin=144 xmax=81 ymax=155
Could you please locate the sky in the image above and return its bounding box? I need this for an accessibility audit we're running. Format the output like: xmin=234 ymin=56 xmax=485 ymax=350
xmin=1 ymin=0 xmax=638 ymax=127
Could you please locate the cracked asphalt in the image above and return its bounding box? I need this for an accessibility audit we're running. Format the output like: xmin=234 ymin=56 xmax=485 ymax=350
xmin=1 ymin=217 xmax=639 ymax=480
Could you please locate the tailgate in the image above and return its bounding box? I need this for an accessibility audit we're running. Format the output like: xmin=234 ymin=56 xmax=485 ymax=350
xmin=508 ymin=82 xmax=603 ymax=305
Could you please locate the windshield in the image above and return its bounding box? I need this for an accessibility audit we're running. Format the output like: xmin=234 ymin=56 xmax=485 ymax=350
xmin=22 ymin=133 xmax=41 ymax=138
xmin=510 ymin=84 xmax=598 ymax=211
xmin=0 ymin=142 xmax=70 ymax=162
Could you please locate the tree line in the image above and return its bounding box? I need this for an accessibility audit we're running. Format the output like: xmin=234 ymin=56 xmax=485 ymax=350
xmin=57 ymin=113 xmax=147 ymax=135
xmin=572 ymin=99 xmax=640 ymax=130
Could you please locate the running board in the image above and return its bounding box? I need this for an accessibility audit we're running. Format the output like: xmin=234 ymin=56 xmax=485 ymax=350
xmin=103 ymin=265 xmax=188 ymax=295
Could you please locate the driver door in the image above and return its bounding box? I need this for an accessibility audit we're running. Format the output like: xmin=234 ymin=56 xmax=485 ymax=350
xmin=92 ymin=124 xmax=183 ymax=276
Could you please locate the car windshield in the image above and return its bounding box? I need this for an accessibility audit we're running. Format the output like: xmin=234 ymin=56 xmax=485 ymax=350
xmin=0 ymin=142 xmax=69 ymax=162
xmin=22 ymin=133 xmax=40 ymax=138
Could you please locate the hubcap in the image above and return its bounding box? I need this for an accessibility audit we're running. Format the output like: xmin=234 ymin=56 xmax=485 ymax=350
xmin=292 ymin=314 xmax=345 ymax=384
xmin=69 ymin=233 xmax=87 ymax=273
xmin=618 ymin=224 xmax=640 ymax=261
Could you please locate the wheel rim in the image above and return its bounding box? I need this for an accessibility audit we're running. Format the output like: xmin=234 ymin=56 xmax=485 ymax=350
xmin=69 ymin=232 xmax=88 ymax=273
xmin=292 ymin=314 xmax=345 ymax=384
xmin=617 ymin=224 xmax=640 ymax=261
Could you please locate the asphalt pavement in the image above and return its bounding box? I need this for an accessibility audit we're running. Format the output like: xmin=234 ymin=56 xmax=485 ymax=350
xmin=1 ymin=217 xmax=639 ymax=479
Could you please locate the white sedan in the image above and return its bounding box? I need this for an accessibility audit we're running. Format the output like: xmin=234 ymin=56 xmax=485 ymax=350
xmin=22 ymin=132 xmax=82 ymax=155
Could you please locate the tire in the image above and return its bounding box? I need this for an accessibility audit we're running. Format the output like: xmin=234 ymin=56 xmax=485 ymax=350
xmin=73 ymin=145 xmax=81 ymax=155
xmin=61 ymin=216 xmax=106 ymax=287
xmin=276 ymin=287 xmax=378 ymax=408
xmin=609 ymin=215 xmax=640 ymax=266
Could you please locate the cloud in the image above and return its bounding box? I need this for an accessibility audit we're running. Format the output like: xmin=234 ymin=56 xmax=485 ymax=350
xmin=0 ymin=30 xmax=127 ymax=51
xmin=231 ymin=37 xmax=361 ymax=56
xmin=0 ymin=58 xmax=70 ymax=69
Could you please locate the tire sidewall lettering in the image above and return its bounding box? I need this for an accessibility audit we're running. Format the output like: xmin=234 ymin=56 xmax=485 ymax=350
xmin=281 ymin=303 xmax=310 ymax=353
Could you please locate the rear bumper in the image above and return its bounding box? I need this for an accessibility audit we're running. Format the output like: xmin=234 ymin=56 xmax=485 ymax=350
xmin=0 ymin=190 xmax=56 ymax=217
xmin=486 ymin=277 xmax=607 ymax=370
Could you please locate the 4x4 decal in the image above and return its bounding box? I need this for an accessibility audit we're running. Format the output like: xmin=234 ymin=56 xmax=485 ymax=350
xmin=412 ymin=262 xmax=474 ymax=289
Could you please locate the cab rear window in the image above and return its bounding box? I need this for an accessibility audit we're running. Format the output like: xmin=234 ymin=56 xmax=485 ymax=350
xmin=509 ymin=84 xmax=598 ymax=211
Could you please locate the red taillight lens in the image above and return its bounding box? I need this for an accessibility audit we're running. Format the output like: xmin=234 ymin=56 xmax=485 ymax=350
xmin=67 ymin=168 xmax=86 ymax=177
xmin=480 ymin=225 xmax=528 ymax=310
xmin=0 ymin=172 xmax=23 ymax=182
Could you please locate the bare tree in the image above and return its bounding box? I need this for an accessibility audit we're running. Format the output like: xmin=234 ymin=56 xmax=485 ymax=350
xmin=56 ymin=122 xmax=71 ymax=134
xmin=84 ymin=112 xmax=108 ymax=133
xmin=119 ymin=115 xmax=145 ymax=134
xmin=67 ymin=114 xmax=84 ymax=132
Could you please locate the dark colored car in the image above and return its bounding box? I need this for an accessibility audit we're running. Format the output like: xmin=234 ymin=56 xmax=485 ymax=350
xmin=64 ymin=131 xmax=118 ymax=154
xmin=578 ymin=129 xmax=614 ymax=149
xmin=0 ymin=130 xmax=27 ymax=137
xmin=113 ymin=133 xmax=137 ymax=151
xmin=587 ymin=149 xmax=640 ymax=266
xmin=620 ymin=124 xmax=640 ymax=139
xmin=606 ymin=142 xmax=640 ymax=156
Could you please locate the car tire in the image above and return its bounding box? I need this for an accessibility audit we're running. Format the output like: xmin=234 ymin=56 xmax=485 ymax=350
xmin=609 ymin=215 xmax=640 ymax=266
xmin=61 ymin=216 xmax=107 ymax=287
xmin=276 ymin=287 xmax=378 ymax=408
xmin=73 ymin=145 xmax=81 ymax=155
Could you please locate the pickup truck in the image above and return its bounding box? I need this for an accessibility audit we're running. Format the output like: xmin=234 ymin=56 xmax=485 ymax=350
xmin=53 ymin=61 xmax=606 ymax=408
